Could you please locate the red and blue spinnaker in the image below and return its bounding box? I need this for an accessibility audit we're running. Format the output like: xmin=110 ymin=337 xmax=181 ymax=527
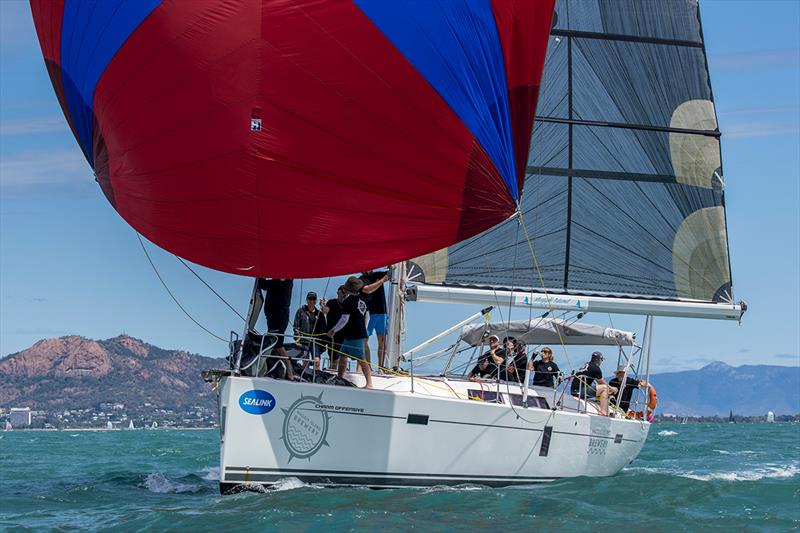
xmin=30 ymin=0 xmax=554 ymax=278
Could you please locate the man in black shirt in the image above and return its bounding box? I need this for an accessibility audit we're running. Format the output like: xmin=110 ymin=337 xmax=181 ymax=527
xmin=328 ymin=277 xmax=372 ymax=388
xmin=321 ymin=286 xmax=346 ymax=370
xmin=570 ymin=351 xmax=617 ymax=415
xmin=529 ymin=346 xmax=561 ymax=388
xmin=359 ymin=270 xmax=390 ymax=369
xmin=468 ymin=335 xmax=505 ymax=380
xmin=259 ymin=278 xmax=294 ymax=380
xmin=608 ymin=366 xmax=648 ymax=413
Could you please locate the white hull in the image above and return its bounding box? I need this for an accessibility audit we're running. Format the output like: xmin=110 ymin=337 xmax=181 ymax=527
xmin=217 ymin=374 xmax=650 ymax=491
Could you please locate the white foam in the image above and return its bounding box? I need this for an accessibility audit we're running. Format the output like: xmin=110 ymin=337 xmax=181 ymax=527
xmin=143 ymin=472 xmax=203 ymax=494
xmin=269 ymin=477 xmax=309 ymax=491
xmin=658 ymin=430 xmax=678 ymax=436
xmin=199 ymin=466 xmax=219 ymax=481
xmin=681 ymin=464 xmax=799 ymax=482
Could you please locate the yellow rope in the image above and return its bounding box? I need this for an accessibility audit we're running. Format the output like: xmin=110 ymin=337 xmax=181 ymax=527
xmin=290 ymin=333 xmax=488 ymax=402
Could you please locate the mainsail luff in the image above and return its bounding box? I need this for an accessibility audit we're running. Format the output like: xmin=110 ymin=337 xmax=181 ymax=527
xmin=409 ymin=0 xmax=740 ymax=313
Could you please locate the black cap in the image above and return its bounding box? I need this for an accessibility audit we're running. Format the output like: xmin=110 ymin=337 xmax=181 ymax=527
xmin=306 ymin=291 xmax=317 ymax=299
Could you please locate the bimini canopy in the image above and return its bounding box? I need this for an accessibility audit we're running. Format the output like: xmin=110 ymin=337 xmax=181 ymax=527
xmin=460 ymin=318 xmax=634 ymax=347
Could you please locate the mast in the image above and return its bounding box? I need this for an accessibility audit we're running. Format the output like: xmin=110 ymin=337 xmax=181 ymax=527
xmin=386 ymin=262 xmax=406 ymax=369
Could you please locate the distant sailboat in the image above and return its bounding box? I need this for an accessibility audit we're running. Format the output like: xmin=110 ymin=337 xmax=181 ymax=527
xmin=728 ymin=410 xmax=736 ymax=424
xmin=766 ymin=411 xmax=775 ymax=423
xmin=4 ymin=421 xmax=11 ymax=431
xmin=128 ymin=420 xmax=135 ymax=430
xmin=151 ymin=421 xmax=158 ymax=430
xmin=106 ymin=421 xmax=113 ymax=430
xmin=681 ymin=416 xmax=688 ymax=425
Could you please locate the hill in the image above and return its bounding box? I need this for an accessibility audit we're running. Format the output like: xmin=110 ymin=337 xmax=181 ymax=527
xmin=0 ymin=335 xmax=223 ymax=412
xmin=649 ymin=361 xmax=800 ymax=416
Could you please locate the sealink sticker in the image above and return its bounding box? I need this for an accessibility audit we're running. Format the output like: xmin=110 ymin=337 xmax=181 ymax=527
xmin=239 ymin=390 xmax=276 ymax=415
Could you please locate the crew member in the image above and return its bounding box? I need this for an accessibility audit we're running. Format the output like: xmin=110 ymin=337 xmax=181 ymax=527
xmin=359 ymin=270 xmax=390 ymax=369
xmin=259 ymin=278 xmax=294 ymax=380
xmin=608 ymin=366 xmax=648 ymax=413
xmin=529 ymin=346 xmax=561 ymax=388
xmin=468 ymin=334 xmax=505 ymax=380
xmin=321 ymin=286 xmax=346 ymax=370
xmin=328 ymin=277 xmax=372 ymax=388
xmin=293 ymin=291 xmax=326 ymax=371
xmin=570 ymin=351 xmax=617 ymax=415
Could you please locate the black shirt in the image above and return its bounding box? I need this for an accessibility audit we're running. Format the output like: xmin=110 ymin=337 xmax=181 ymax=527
xmin=531 ymin=359 xmax=561 ymax=388
xmin=570 ymin=361 xmax=603 ymax=394
xmin=469 ymin=357 xmax=499 ymax=379
xmin=338 ymin=293 xmax=368 ymax=340
xmin=503 ymin=350 xmax=528 ymax=383
xmin=609 ymin=376 xmax=641 ymax=411
xmin=360 ymin=271 xmax=388 ymax=314
xmin=323 ymin=298 xmax=345 ymax=344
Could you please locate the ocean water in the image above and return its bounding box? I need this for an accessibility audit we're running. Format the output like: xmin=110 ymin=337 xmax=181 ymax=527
xmin=1 ymin=424 xmax=798 ymax=532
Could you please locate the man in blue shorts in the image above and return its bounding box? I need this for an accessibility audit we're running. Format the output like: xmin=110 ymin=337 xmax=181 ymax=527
xmin=360 ymin=269 xmax=390 ymax=369
xmin=328 ymin=276 xmax=372 ymax=388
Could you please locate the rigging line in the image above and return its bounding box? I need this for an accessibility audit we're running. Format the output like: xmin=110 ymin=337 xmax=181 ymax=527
xmin=135 ymin=232 xmax=228 ymax=344
xmin=174 ymin=256 xmax=246 ymax=321
xmin=516 ymin=211 xmax=575 ymax=374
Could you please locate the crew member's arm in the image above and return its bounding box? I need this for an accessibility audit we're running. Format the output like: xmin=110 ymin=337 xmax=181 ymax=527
xmin=327 ymin=314 xmax=349 ymax=338
xmin=362 ymin=273 xmax=389 ymax=294
xmin=320 ymin=298 xmax=329 ymax=314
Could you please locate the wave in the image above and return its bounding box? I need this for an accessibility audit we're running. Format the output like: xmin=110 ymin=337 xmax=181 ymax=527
xmin=657 ymin=430 xmax=678 ymax=436
xmin=199 ymin=466 xmax=219 ymax=481
xmin=681 ymin=464 xmax=799 ymax=482
xmin=142 ymin=472 xmax=204 ymax=494
xmin=712 ymin=449 xmax=759 ymax=456
xmin=625 ymin=463 xmax=799 ymax=482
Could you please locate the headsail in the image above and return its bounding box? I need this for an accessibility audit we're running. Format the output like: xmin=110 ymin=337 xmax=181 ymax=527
xmin=30 ymin=0 xmax=554 ymax=279
xmin=409 ymin=0 xmax=741 ymax=316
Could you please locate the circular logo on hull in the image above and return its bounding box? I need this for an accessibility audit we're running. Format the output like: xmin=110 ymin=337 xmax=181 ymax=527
xmin=281 ymin=393 xmax=330 ymax=462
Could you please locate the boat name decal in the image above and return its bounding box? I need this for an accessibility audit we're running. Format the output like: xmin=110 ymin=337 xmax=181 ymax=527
xmin=238 ymin=390 xmax=276 ymax=415
xmin=313 ymin=403 xmax=364 ymax=414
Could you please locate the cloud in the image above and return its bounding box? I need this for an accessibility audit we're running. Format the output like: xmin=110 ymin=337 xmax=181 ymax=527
xmin=774 ymin=353 xmax=799 ymax=361
xmin=722 ymin=123 xmax=800 ymax=140
xmin=0 ymin=116 xmax=69 ymax=136
xmin=710 ymin=48 xmax=800 ymax=71
xmin=0 ymin=148 xmax=93 ymax=198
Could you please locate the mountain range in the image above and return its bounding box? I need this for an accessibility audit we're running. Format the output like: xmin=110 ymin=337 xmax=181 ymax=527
xmin=1 ymin=335 xmax=797 ymax=416
xmin=0 ymin=335 xmax=221 ymax=412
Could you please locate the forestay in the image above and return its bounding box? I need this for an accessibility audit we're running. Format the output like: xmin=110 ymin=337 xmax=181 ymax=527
xmin=409 ymin=0 xmax=737 ymax=309
xmin=460 ymin=318 xmax=634 ymax=347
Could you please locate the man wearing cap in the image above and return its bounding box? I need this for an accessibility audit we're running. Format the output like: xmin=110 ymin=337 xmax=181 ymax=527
xmin=328 ymin=276 xmax=373 ymax=388
xmin=468 ymin=334 xmax=506 ymax=380
xmin=293 ymin=291 xmax=327 ymax=371
xmin=570 ymin=351 xmax=617 ymax=415
xmin=529 ymin=346 xmax=561 ymax=388
xmin=608 ymin=367 xmax=648 ymax=413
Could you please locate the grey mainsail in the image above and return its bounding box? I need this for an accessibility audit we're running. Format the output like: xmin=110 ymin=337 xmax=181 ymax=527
xmin=409 ymin=0 xmax=733 ymax=307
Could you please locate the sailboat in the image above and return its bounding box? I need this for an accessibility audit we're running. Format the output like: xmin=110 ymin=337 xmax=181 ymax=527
xmin=681 ymin=416 xmax=689 ymax=425
xmin=4 ymin=421 xmax=11 ymax=431
xmin=766 ymin=411 xmax=775 ymax=423
xmin=31 ymin=0 xmax=744 ymax=492
xmin=106 ymin=421 xmax=113 ymax=430
xmin=128 ymin=420 xmax=135 ymax=430
xmin=728 ymin=410 xmax=736 ymax=424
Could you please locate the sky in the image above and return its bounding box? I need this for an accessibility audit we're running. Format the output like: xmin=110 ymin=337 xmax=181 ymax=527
xmin=1 ymin=0 xmax=798 ymax=374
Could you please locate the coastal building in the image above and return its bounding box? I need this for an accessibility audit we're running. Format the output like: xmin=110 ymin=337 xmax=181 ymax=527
xmin=9 ymin=407 xmax=31 ymax=427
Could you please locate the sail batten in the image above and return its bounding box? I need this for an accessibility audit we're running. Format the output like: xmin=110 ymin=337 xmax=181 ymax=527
xmin=409 ymin=0 xmax=738 ymax=312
